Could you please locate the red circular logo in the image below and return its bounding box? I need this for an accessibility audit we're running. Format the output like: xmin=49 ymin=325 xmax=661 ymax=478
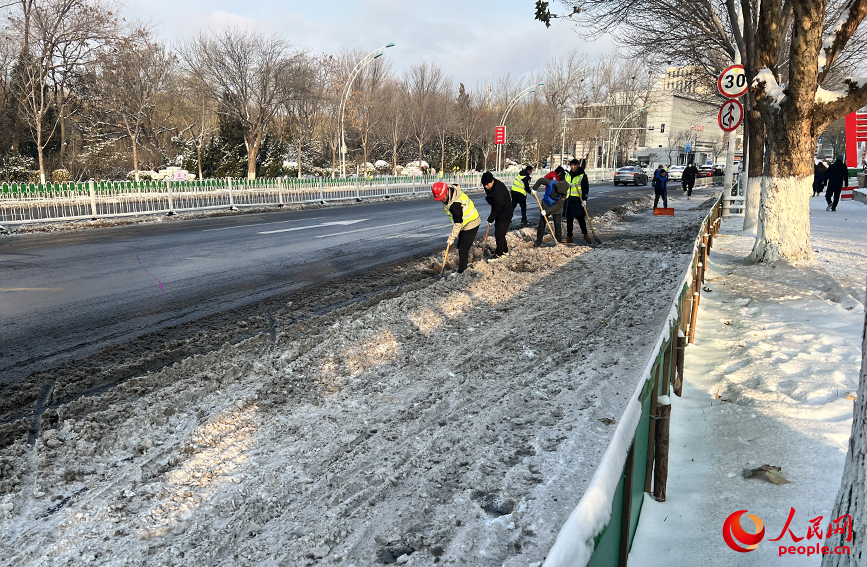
xmin=723 ymin=510 xmax=765 ymax=552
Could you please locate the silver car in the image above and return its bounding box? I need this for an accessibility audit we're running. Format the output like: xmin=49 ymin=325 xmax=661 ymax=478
xmin=613 ymin=166 xmax=648 ymax=186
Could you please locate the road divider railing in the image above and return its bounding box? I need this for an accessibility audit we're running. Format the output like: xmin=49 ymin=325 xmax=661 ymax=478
xmin=542 ymin=192 xmax=724 ymax=567
xmin=0 ymin=173 xmax=485 ymax=225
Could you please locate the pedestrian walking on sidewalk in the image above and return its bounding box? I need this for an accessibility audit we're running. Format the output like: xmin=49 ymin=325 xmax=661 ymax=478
xmin=482 ymin=172 xmax=513 ymax=258
xmin=826 ymin=156 xmax=848 ymax=211
xmin=653 ymin=165 xmax=669 ymax=209
xmin=563 ymin=158 xmax=591 ymax=245
xmin=532 ymin=167 xmax=568 ymax=245
xmin=432 ymin=181 xmax=481 ymax=273
xmin=682 ymin=162 xmax=698 ymax=199
xmin=813 ymin=161 xmax=828 ymax=197
xmin=510 ymin=166 xmax=534 ymax=225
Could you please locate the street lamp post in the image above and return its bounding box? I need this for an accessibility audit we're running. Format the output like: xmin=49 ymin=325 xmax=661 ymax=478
xmin=610 ymin=106 xmax=648 ymax=170
xmin=339 ymin=43 xmax=394 ymax=178
xmin=497 ymin=82 xmax=544 ymax=171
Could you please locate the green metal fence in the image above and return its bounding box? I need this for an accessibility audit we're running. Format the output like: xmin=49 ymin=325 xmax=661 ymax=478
xmin=545 ymin=193 xmax=724 ymax=567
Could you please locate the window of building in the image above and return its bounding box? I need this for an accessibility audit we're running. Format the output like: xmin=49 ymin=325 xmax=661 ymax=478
xmin=660 ymin=124 xmax=665 ymax=133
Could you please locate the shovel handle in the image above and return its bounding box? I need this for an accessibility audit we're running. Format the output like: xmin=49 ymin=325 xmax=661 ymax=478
xmin=440 ymin=241 xmax=451 ymax=276
xmin=532 ymin=191 xmax=558 ymax=244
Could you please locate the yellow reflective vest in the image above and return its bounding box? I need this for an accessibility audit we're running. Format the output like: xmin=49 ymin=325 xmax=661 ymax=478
xmin=565 ymin=172 xmax=585 ymax=199
xmin=444 ymin=188 xmax=480 ymax=227
xmin=511 ymin=174 xmax=528 ymax=196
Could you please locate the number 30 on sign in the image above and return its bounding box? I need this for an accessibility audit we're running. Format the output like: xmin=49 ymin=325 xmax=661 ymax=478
xmin=718 ymin=64 xmax=748 ymax=98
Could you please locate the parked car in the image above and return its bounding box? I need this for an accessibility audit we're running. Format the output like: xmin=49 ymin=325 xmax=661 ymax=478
xmin=613 ymin=166 xmax=648 ymax=186
xmin=667 ymin=165 xmax=686 ymax=182
xmin=698 ymin=165 xmax=715 ymax=178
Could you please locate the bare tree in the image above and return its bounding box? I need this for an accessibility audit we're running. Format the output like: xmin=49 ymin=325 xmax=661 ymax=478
xmin=179 ymin=28 xmax=302 ymax=180
xmin=18 ymin=0 xmax=115 ymax=183
xmin=286 ymin=54 xmax=329 ymax=178
xmin=455 ymin=83 xmax=484 ymax=171
xmin=379 ymin=81 xmax=407 ymax=173
xmin=343 ymin=50 xmax=390 ymax=175
xmin=403 ymin=62 xmax=445 ymax=167
xmin=433 ymin=79 xmax=454 ymax=175
xmin=88 ymin=28 xmax=173 ymax=181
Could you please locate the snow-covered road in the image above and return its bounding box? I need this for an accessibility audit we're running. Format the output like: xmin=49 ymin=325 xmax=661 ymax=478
xmin=0 ymin=194 xmax=718 ymax=566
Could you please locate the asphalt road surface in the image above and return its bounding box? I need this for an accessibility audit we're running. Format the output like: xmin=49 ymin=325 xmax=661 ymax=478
xmin=0 ymin=182 xmax=651 ymax=383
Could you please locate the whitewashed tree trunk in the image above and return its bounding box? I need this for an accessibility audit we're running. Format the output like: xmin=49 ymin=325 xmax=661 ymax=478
xmin=743 ymin=177 xmax=763 ymax=231
xmin=821 ymin=305 xmax=867 ymax=566
xmin=750 ymin=176 xmax=813 ymax=263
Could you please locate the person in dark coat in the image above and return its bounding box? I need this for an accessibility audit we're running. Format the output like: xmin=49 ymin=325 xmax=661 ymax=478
xmin=482 ymin=171 xmax=512 ymax=257
xmin=653 ymin=165 xmax=669 ymax=209
xmin=510 ymin=166 xmax=534 ymax=225
xmin=682 ymin=162 xmax=699 ymax=199
xmin=813 ymin=162 xmax=828 ymax=197
xmin=563 ymin=158 xmax=591 ymax=245
xmin=531 ymin=167 xmax=568 ymax=245
xmin=825 ymin=156 xmax=848 ymax=211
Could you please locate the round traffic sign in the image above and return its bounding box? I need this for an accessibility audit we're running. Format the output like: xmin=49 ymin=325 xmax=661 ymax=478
xmin=718 ymin=99 xmax=744 ymax=132
xmin=718 ymin=64 xmax=748 ymax=98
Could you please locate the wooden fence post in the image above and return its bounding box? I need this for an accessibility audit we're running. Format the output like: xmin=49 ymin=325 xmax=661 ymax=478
xmin=619 ymin=439 xmax=636 ymax=567
xmin=674 ymin=333 xmax=686 ymax=396
xmin=644 ymin=364 xmax=661 ymax=493
xmin=653 ymin=398 xmax=672 ymax=502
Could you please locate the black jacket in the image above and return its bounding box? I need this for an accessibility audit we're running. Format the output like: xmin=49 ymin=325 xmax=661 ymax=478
xmin=683 ymin=165 xmax=699 ymax=183
xmin=485 ymin=179 xmax=512 ymax=223
xmin=826 ymin=159 xmax=849 ymax=190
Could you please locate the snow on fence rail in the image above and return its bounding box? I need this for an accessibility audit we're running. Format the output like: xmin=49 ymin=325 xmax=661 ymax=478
xmin=543 ymin=193 xmax=724 ymax=567
xmin=0 ymin=173 xmax=484 ymax=225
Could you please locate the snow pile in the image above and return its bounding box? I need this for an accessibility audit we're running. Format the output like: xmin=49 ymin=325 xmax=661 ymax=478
xmin=815 ymin=86 xmax=847 ymax=104
xmin=628 ymin=200 xmax=864 ymax=565
xmin=753 ymin=69 xmax=786 ymax=109
xmin=0 ymin=196 xmax=719 ymax=566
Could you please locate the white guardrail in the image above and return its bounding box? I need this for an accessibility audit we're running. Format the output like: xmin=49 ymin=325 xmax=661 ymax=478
xmin=0 ymin=173 xmax=485 ymax=225
xmin=0 ymin=168 xmax=726 ymax=225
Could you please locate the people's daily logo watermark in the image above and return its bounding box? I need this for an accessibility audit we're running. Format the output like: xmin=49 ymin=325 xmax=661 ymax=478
xmin=723 ymin=508 xmax=853 ymax=557
xmin=723 ymin=510 xmax=765 ymax=552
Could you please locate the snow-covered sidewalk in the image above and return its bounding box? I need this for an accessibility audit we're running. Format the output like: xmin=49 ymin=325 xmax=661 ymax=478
xmin=628 ymin=197 xmax=865 ymax=565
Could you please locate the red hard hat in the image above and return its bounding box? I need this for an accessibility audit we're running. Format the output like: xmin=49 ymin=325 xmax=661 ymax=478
xmin=431 ymin=181 xmax=448 ymax=201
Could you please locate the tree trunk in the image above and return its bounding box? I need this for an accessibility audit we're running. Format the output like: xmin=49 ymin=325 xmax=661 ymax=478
xmin=245 ymin=131 xmax=262 ymax=180
xmin=36 ymin=121 xmax=45 ymax=184
xmin=821 ymin=308 xmax=867 ymax=566
xmin=196 ymin=143 xmax=203 ymax=180
xmin=440 ymin=134 xmax=445 ymax=175
xmin=125 ymin=119 xmax=140 ymax=183
xmin=743 ymin=108 xmax=765 ymax=231
xmin=465 ymin=139 xmax=470 ymax=172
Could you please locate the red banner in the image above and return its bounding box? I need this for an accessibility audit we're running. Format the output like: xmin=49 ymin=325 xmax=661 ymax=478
xmin=494 ymin=126 xmax=506 ymax=145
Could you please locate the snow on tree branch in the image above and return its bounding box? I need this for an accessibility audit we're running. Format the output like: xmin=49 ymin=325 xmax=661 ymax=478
xmin=753 ymin=68 xmax=786 ymax=109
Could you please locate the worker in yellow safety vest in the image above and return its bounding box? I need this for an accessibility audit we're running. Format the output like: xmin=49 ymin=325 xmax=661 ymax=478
xmin=563 ymin=158 xmax=591 ymax=245
xmin=432 ymin=181 xmax=481 ymax=273
xmin=510 ymin=165 xmax=534 ymax=225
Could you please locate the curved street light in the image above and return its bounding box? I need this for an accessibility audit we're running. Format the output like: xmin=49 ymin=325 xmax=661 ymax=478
xmin=339 ymin=43 xmax=395 ymax=178
xmin=497 ymin=82 xmax=544 ymax=170
xmin=610 ymin=105 xmax=648 ymax=170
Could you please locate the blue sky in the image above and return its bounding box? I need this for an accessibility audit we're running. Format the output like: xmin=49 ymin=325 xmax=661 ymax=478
xmin=124 ymin=0 xmax=610 ymax=85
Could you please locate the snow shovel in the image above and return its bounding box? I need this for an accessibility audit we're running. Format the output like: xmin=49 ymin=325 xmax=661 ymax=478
xmin=481 ymin=222 xmax=491 ymax=261
xmin=582 ymin=202 xmax=603 ymax=244
xmin=439 ymin=241 xmax=451 ymax=277
xmin=531 ymin=190 xmax=559 ymax=245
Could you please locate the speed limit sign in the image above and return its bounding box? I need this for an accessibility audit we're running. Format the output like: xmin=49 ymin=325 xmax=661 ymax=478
xmin=718 ymin=64 xmax=748 ymax=98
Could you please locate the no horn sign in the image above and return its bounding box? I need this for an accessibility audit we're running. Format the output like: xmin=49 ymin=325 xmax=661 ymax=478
xmin=718 ymin=99 xmax=743 ymax=132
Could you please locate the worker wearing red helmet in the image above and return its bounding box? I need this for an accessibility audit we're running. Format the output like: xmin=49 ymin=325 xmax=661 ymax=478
xmin=432 ymin=181 xmax=480 ymax=273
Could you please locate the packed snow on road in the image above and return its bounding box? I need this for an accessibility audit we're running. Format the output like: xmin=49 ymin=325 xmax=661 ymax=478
xmin=0 ymin=196 xmax=717 ymax=566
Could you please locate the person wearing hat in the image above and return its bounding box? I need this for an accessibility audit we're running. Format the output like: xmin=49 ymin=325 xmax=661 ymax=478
xmin=510 ymin=165 xmax=534 ymax=225
xmin=563 ymin=158 xmax=591 ymax=245
xmin=653 ymin=165 xmax=669 ymax=209
xmin=482 ymin=171 xmax=513 ymax=258
xmin=531 ymin=166 xmax=568 ymax=245
xmin=431 ymin=181 xmax=481 ymax=273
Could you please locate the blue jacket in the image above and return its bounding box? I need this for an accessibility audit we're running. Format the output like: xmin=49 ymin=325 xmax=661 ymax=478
xmin=653 ymin=170 xmax=669 ymax=191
